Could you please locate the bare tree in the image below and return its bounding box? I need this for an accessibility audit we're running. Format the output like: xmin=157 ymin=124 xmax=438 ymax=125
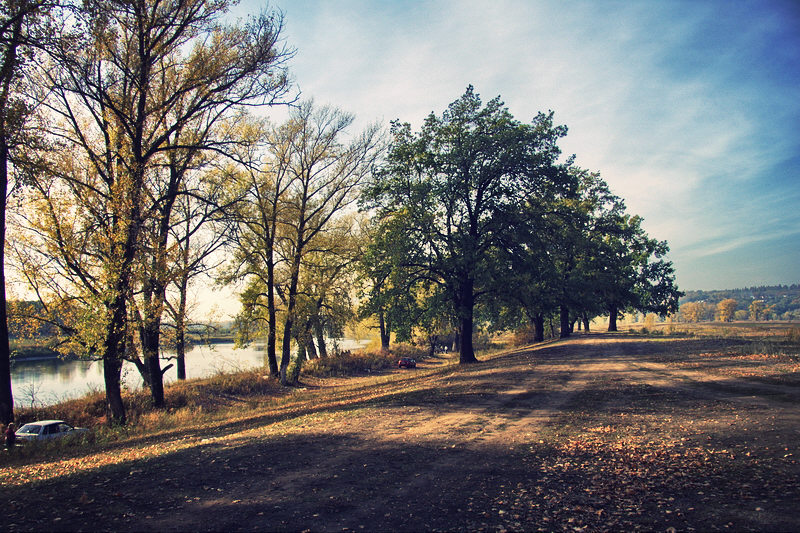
xmin=228 ymin=102 xmax=381 ymax=384
xmin=164 ymin=164 xmax=236 ymax=380
xmin=225 ymin=117 xmax=292 ymax=376
xmin=273 ymin=102 xmax=381 ymax=384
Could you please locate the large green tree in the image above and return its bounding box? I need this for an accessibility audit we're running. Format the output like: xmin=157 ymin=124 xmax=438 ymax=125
xmin=357 ymin=216 xmax=426 ymax=351
xmin=595 ymin=213 xmax=681 ymax=331
xmin=551 ymin=168 xmax=629 ymax=336
xmin=364 ymin=86 xmax=569 ymax=363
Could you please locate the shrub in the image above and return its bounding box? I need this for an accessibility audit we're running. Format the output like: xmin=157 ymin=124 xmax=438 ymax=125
xmin=472 ymin=331 xmax=492 ymax=351
xmin=510 ymin=326 xmax=535 ymax=347
xmin=303 ymin=344 xmax=426 ymax=377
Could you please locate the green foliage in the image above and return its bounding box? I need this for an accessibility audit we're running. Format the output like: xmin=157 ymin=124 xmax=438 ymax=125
xmin=361 ymin=85 xmax=570 ymax=361
xmin=360 ymin=86 xmax=681 ymax=350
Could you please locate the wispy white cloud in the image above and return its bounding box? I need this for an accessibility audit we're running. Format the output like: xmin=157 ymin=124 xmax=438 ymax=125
xmin=235 ymin=0 xmax=800 ymax=291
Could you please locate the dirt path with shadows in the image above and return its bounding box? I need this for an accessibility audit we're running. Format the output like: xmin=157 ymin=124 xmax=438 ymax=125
xmin=3 ymin=333 xmax=799 ymax=531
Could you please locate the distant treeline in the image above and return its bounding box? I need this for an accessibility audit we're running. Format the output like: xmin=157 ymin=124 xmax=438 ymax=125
xmin=679 ymin=284 xmax=800 ymax=321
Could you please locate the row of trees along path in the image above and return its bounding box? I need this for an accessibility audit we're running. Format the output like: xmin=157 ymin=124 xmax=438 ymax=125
xmin=360 ymin=86 xmax=680 ymax=362
xmin=0 ymin=3 xmax=679 ymax=426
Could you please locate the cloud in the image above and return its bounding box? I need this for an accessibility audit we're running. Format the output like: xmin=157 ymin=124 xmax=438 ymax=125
xmin=234 ymin=0 xmax=800 ymax=292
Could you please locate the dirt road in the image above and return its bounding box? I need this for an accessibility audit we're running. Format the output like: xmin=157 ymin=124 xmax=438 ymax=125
xmin=3 ymin=334 xmax=799 ymax=531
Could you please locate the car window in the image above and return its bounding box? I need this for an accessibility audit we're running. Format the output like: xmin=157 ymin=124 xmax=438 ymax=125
xmin=44 ymin=424 xmax=58 ymax=435
xmin=18 ymin=424 xmax=41 ymax=434
xmin=58 ymin=424 xmax=71 ymax=432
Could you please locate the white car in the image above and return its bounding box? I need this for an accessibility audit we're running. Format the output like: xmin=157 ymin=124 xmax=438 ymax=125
xmin=15 ymin=420 xmax=88 ymax=443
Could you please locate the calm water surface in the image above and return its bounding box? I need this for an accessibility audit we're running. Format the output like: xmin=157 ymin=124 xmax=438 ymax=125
xmin=11 ymin=339 xmax=368 ymax=408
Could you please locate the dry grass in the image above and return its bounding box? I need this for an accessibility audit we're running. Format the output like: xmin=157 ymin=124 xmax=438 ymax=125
xmin=10 ymin=367 xmax=289 ymax=453
xmin=303 ymin=344 xmax=425 ymax=377
xmin=625 ymin=321 xmax=800 ymax=356
xmin=8 ymin=344 xmax=434 ymax=459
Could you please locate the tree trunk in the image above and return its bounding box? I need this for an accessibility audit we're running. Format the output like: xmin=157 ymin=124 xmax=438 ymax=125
xmin=266 ymin=256 xmax=279 ymax=375
xmin=101 ymin=162 xmax=143 ymax=426
xmin=287 ymin=338 xmax=306 ymax=385
xmin=582 ymin=313 xmax=590 ymax=332
xmin=314 ymin=323 xmax=328 ymax=358
xmin=378 ymin=309 xmax=390 ymax=352
xmin=608 ymin=304 xmax=619 ymax=332
xmin=103 ymin=295 xmax=128 ymax=425
xmin=559 ymin=305 xmax=571 ymax=338
xmin=305 ymin=331 xmax=317 ymax=358
xmin=175 ymin=284 xmax=187 ymax=380
xmin=174 ymin=224 xmax=192 ymax=381
xmin=280 ymin=314 xmax=293 ymax=385
xmin=280 ymin=259 xmax=301 ymax=385
xmin=0 ymin=0 xmax=26 ymax=426
xmin=312 ymin=308 xmax=327 ymax=358
xmin=457 ymin=280 xmax=478 ymax=363
xmin=0 ymin=138 xmax=12 ymax=425
xmin=140 ymin=157 xmax=184 ymax=408
xmin=533 ymin=313 xmax=544 ymax=343
xmin=103 ymin=355 xmax=125 ymax=426
xmin=459 ymin=315 xmax=477 ymax=363
xmin=142 ymin=319 xmax=165 ymax=408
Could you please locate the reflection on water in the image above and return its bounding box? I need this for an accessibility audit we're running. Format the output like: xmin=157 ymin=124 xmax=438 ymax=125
xmin=12 ymin=358 xmax=103 ymax=407
xmin=10 ymin=343 xmax=267 ymax=408
xmin=10 ymin=338 xmax=370 ymax=408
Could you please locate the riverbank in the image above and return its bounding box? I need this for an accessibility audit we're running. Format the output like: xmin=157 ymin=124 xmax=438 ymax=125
xmin=9 ymin=335 xmax=238 ymax=361
xmin=10 ymin=344 xmax=65 ymax=360
xmin=9 ymin=337 xmax=379 ymax=408
xmin=7 ymin=343 xmax=426 ymax=432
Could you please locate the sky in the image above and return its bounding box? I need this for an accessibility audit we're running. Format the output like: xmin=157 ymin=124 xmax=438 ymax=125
xmin=225 ymin=0 xmax=800 ymax=301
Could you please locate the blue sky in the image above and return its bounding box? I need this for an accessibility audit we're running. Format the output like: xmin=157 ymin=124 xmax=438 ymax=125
xmin=234 ymin=0 xmax=800 ymax=292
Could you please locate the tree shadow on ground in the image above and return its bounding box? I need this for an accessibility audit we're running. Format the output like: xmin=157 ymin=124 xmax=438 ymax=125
xmin=4 ymin=420 xmax=799 ymax=532
xmin=3 ymin=334 xmax=799 ymax=532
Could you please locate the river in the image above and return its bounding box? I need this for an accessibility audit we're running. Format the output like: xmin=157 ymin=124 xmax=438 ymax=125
xmin=10 ymin=339 xmax=370 ymax=408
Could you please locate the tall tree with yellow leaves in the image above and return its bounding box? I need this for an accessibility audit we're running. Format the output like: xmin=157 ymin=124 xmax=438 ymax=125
xmin=20 ymin=0 xmax=292 ymax=422
xmin=716 ymin=298 xmax=738 ymax=322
